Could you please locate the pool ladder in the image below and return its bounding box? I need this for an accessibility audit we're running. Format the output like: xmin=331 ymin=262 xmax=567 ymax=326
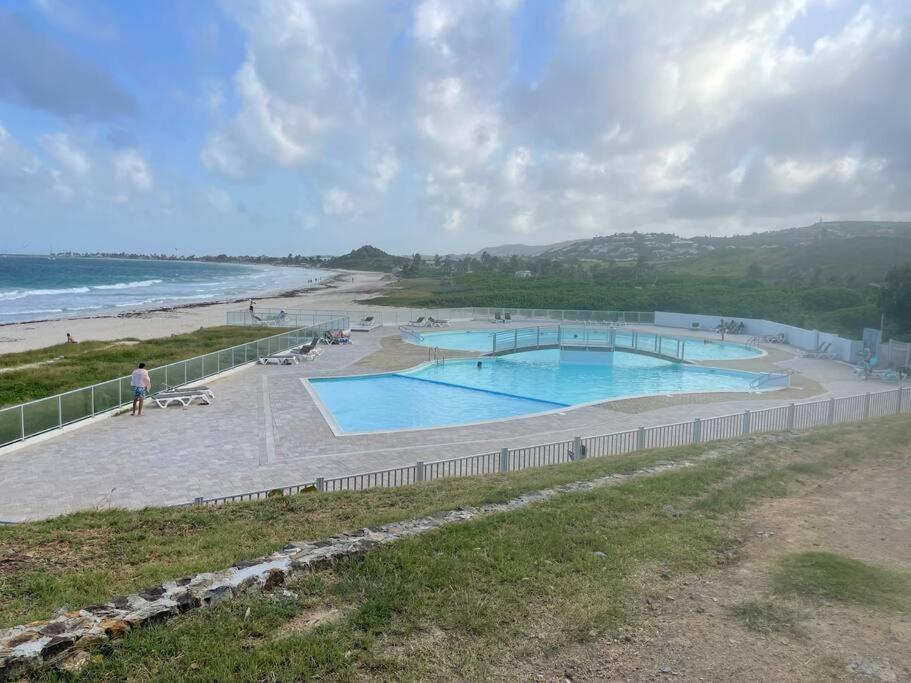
xmin=428 ymin=346 xmax=445 ymax=365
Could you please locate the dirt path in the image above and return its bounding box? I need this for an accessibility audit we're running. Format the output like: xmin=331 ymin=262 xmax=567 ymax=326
xmin=502 ymin=451 xmax=911 ymax=681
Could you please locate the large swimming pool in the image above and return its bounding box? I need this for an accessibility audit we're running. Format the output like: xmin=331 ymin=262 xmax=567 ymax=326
xmin=410 ymin=328 xmax=761 ymax=360
xmin=308 ymin=349 xmax=772 ymax=434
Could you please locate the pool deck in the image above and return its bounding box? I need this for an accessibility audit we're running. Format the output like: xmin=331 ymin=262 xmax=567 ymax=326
xmin=0 ymin=322 xmax=895 ymax=521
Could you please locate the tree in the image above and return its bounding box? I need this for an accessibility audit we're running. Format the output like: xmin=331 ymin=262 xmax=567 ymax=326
xmin=878 ymin=263 xmax=911 ymax=333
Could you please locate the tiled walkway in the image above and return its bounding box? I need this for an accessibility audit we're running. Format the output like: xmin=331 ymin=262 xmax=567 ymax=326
xmin=0 ymin=324 xmax=888 ymax=521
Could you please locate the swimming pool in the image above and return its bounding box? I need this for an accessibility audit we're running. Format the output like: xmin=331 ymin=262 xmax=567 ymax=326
xmin=307 ymin=350 xmax=774 ymax=434
xmin=409 ymin=328 xmax=761 ymax=360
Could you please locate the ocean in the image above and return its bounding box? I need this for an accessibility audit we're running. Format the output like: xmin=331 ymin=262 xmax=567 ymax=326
xmin=0 ymin=256 xmax=327 ymax=323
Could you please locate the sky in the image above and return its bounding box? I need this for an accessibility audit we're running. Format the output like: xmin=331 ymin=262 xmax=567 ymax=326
xmin=0 ymin=0 xmax=909 ymax=256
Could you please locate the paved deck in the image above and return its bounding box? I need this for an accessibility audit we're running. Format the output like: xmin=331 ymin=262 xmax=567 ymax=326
xmin=0 ymin=323 xmax=892 ymax=521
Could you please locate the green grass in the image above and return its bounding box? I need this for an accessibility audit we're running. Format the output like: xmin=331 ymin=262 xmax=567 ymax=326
xmin=10 ymin=417 xmax=910 ymax=681
xmin=0 ymin=326 xmax=289 ymax=407
xmin=50 ymin=417 xmax=911 ymax=681
xmin=730 ymin=600 xmax=806 ymax=636
xmin=773 ymin=552 xmax=911 ymax=612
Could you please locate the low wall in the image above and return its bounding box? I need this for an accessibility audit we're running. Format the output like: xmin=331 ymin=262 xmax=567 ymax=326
xmin=654 ymin=311 xmax=861 ymax=362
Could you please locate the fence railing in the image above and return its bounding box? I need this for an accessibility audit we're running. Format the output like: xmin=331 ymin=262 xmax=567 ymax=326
xmin=488 ymin=325 xmax=691 ymax=361
xmin=187 ymin=385 xmax=910 ymax=506
xmin=0 ymin=318 xmax=348 ymax=447
xmin=228 ymin=307 xmax=656 ymax=328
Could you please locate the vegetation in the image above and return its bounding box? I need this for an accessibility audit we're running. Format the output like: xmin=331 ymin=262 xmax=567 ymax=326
xmin=19 ymin=416 xmax=907 ymax=681
xmin=730 ymin=600 xmax=806 ymax=636
xmin=773 ymin=552 xmax=911 ymax=612
xmin=0 ymin=326 xmax=288 ymax=407
xmin=324 ymin=245 xmax=409 ymax=271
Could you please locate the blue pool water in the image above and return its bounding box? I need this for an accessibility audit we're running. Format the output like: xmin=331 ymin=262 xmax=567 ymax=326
xmin=309 ymin=350 xmax=767 ymax=433
xmin=411 ymin=328 xmax=760 ymax=360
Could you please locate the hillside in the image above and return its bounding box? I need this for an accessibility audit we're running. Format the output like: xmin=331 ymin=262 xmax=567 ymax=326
xmin=474 ymin=221 xmax=911 ymax=282
xmin=323 ymin=245 xmax=409 ymax=272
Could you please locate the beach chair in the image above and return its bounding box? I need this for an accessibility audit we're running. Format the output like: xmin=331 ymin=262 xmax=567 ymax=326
xmin=352 ymin=315 xmax=379 ymax=332
xmin=408 ymin=316 xmax=426 ymax=327
xmin=504 ymin=312 xmax=512 ymax=323
xmin=493 ymin=312 xmax=504 ymax=323
xmin=802 ymin=342 xmax=833 ymax=359
xmin=427 ymin=317 xmax=450 ymax=327
xmin=258 ymin=354 xmax=299 ymax=365
xmin=151 ymin=386 xmax=214 ymax=408
xmin=291 ymin=338 xmax=322 ymax=360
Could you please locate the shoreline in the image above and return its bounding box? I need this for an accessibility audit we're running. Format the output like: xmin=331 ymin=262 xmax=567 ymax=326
xmin=0 ymin=270 xmax=343 ymax=328
xmin=0 ymin=270 xmax=394 ymax=354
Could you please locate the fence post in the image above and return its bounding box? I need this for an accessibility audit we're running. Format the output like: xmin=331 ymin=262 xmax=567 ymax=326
xmin=572 ymin=436 xmax=583 ymax=460
xmin=315 ymin=477 xmax=324 ymax=492
xmin=787 ymin=403 xmax=796 ymax=430
xmin=90 ymin=386 xmax=95 ymax=416
xmin=898 ymin=389 xmax=904 ymax=414
xmin=20 ymin=406 xmax=25 ymax=441
xmin=415 ymin=461 xmax=425 ymax=482
xmin=742 ymin=410 xmax=751 ymax=435
xmin=827 ymin=397 xmax=836 ymax=425
xmin=637 ymin=426 xmax=646 ymax=451
xmin=58 ymin=395 xmax=62 ymax=427
xmin=692 ymin=417 xmax=701 ymax=444
xmin=499 ymin=447 xmax=510 ymax=472
xmin=863 ymin=392 xmax=871 ymax=419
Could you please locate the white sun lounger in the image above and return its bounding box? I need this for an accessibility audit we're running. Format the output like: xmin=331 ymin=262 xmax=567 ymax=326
xmin=151 ymin=387 xmax=214 ymax=408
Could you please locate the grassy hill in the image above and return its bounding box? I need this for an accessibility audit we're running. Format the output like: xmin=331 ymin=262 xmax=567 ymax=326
xmin=324 ymin=245 xmax=409 ymax=272
xmin=6 ymin=417 xmax=909 ymax=679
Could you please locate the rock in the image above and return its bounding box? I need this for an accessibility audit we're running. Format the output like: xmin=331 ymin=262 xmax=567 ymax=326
xmin=846 ymin=658 xmax=897 ymax=682
xmin=99 ymin=619 xmax=130 ymax=638
xmin=263 ymin=568 xmax=285 ymax=592
xmin=3 ymin=630 xmax=40 ymax=648
xmin=41 ymin=634 xmax=79 ymax=658
xmin=201 ymin=584 xmax=233 ymax=607
xmin=662 ymin=504 xmax=684 ymax=518
xmin=137 ymin=585 xmax=166 ymax=601
xmin=124 ymin=603 xmax=176 ymax=627
xmin=54 ymin=648 xmax=91 ymax=673
xmin=173 ymin=591 xmax=196 ymax=613
xmin=592 ymin=551 xmax=607 ymax=559
xmin=38 ymin=622 xmax=66 ymax=637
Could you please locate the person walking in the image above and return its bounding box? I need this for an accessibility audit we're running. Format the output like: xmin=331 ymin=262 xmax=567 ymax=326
xmin=249 ymin=299 xmax=255 ymax=317
xmin=131 ymin=362 xmax=151 ymax=416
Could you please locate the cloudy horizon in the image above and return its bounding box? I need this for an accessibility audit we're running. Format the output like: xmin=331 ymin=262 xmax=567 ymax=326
xmin=1 ymin=0 xmax=909 ymax=256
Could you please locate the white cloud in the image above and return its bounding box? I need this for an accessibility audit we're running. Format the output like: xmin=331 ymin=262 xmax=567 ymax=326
xmin=114 ymin=149 xmax=153 ymax=192
xmin=322 ymin=187 xmax=355 ymax=216
xmin=39 ymin=133 xmax=90 ymax=176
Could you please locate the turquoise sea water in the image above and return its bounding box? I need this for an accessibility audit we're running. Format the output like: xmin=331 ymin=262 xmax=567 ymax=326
xmin=0 ymin=255 xmax=326 ymax=322
xmin=309 ymin=350 xmax=765 ymax=433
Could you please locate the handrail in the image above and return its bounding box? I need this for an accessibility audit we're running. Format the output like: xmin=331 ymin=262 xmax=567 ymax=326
xmin=0 ymin=317 xmax=349 ymax=447
xmin=749 ymin=369 xmax=795 ymax=389
xmin=399 ymin=326 xmax=424 ymax=344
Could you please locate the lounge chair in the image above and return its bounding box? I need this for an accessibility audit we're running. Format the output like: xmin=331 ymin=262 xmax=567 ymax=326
xmin=492 ymin=312 xmax=504 ymax=323
xmin=408 ymin=316 xmax=426 ymax=326
xmin=291 ymin=338 xmax=322 ymax=360
xmin=258 ymin=354 xmax=299 ymax=365
xmin=151 ymin=386 xmax=214 ymax=408
xmin=427 ymin=317 xmax=450 ymax=327
xmin=351 ymin=315 xmax=379 ymax=332
xmin=802 ymin=342 xmax=834 ymax=359
xmin=504 ymin=312 xmax=512 ymax=323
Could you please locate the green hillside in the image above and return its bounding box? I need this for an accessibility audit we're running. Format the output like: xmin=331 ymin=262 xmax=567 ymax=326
xmin=325 ymin=245 xmax=409 ymax=272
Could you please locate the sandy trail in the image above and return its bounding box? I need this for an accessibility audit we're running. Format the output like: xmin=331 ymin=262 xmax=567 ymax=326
xmin=0 ymin=270 xmax=391 ymax=354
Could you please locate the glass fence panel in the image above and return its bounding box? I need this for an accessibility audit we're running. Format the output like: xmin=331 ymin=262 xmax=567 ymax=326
xmin=0 ymin=408 xmax=23 ymax=445
xmin=93 ymin=381 xmax=121 ymax=413
xmin=185 ymin=357 xmax=204 ymax=383
xmin=148 ymin=366 xmax=168 ymax=390
xmin=60 ymin=389 xmax=92 ymax=424
xmin=23 ymin=397 xmax=60 ymax=437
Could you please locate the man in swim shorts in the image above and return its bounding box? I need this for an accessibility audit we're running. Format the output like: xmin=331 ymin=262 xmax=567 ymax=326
xmin=131 ymin=362 xmax=151 ymax=416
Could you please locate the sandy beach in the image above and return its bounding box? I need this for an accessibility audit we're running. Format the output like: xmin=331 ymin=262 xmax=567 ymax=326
xmin=0 ymin=270 xmax=392 ymax=354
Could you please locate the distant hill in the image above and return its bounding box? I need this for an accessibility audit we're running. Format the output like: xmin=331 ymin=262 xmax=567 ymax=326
xmin=324 ymin=245 xmax=409 ymax=272
xmin=473 ymin=239 xmax=583 ymax=258
xmin=473 ymin=221 xmax=911 ymax=282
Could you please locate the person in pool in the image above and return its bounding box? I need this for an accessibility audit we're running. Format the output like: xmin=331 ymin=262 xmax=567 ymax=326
xmin=130 ymin=362 xmax=152 ymax=416
xmin=477 ymin=361 xmax=483 ymax=369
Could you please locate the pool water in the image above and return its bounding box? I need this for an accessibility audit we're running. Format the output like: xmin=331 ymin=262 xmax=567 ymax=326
xmin=412 ymin=328 xmax=760 ymax=360
xmin=308 ymin=350 xmax=767 ymax=433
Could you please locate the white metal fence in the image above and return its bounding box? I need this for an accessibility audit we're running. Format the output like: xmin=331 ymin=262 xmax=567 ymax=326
xmin=228 ymin=307 xmax=656 ymax=328
xmin=0 ymin=318 xmax=348 ymax=447
xmin=189 ymin=385 xmax=910 ymax=507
